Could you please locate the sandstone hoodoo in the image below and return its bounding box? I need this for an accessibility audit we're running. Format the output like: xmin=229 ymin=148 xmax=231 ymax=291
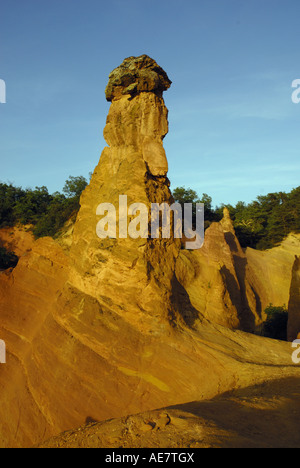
xmin=0 ymin=56 xmax=300 ymax=449
xmin=70 ymin=54 xmax=192 ymax=327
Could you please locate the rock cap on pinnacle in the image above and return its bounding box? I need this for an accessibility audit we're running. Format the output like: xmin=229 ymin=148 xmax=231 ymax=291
xmin=105 ymin=55 xmax=172 ymax=102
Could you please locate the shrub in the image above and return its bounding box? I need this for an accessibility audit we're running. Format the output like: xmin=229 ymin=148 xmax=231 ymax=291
xmin=262 ymin=304 xmax=288 ymax=341
xmin=0 ymin=176 xmax=88 ymax=240
xmin=0 ymin=247 xmax=18 ymax=270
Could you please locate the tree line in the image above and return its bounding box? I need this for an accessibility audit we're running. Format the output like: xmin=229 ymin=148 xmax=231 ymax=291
xmin=0 ymin=176 xmax=88 ymax=239
xmin=0 ymin=179 xmax=299 ymax=251
xmin=172 ymin=186 xmax=300 ymax=250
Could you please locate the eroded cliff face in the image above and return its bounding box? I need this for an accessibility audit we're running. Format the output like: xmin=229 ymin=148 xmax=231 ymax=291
xmin=287 ymin=255 xmax=300 ymax=341
xmin=246 ymin=233 xmax=300 ymax=316
xmin=176 ymin=208 xmax=262 ymax=332
xmin=176 ymin=206 xmax=300 ymax=335
xmin=0 ymin=56 xmax=299 ymax=449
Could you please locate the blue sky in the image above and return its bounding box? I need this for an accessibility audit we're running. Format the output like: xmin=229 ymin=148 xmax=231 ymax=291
xmin=0 ymin=0 xmax=300 ymax=207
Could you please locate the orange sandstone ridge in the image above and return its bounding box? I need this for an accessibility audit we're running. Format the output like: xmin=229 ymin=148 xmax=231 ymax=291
xmin=0 ymin=56 xmax=300 ymax=448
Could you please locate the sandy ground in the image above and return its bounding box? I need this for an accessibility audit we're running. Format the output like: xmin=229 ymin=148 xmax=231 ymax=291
xmin=39 ymin=376 xmax=300 ymax=448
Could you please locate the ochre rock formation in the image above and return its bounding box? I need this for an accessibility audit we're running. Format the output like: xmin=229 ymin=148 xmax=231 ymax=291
xmin=105 ymin=55 xmax=171 ymax=102
xmin=69 ymin=55 xmax=192 ymax=328
xmin=246 ymin=233 xmax=300 ymax=314
xmin=177 ymin=208 xmax=300 ymax=334
xmin=0 ymin=56 xmax=299 ymax=449
xmin=287 ymin=255 xmax=300 ymax=341
xmin=0 ymin=225 xmax=35 ymax=257
xmin=176 ymin=208 xmax=262 ymax=332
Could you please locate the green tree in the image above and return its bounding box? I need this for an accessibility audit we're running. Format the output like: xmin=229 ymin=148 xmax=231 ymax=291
xmin=0 ymin=176 xmax=88 ymax=239
xmin=0 ymin=183 xmax=24 ymax=227
xmin=172 ymin=187 xmax=201 ymax=229
xmin=262 ymin=304 xmax=288 ymax=341
xmin=199 ymin=193 xmax=212 ymax=211
xmin=172 ymin=187 xmax=199 ymax=205
xmin=13 ymin=186 xmax=52 ymax=225
xmin=63 ymin=176 xmax=88 ymax=199
xmin=33 ymin=176 xmax=88 ymax=239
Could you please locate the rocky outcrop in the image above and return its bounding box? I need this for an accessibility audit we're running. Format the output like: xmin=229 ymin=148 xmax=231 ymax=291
xmin=0 ymin=225 xmax=35 ymax=257
xmin=0 ymin=55 xmax=200 ymax=448
xmin=176 ymin=208 xmax=300 ymax=334
xmin=176 ymin=208 xmax=262 ymax=331
xmin=70 ymin=55 xmax=194 ymax=328
xmin=105 ymin=55 xmax=171 ymax=102
xmin=246 ymin=233 xmax=300 ymax=316
xmin=287 ymin=256 xmax=300 ymax=341
xmin=0 ymin=56 xmax=299 ymax=449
